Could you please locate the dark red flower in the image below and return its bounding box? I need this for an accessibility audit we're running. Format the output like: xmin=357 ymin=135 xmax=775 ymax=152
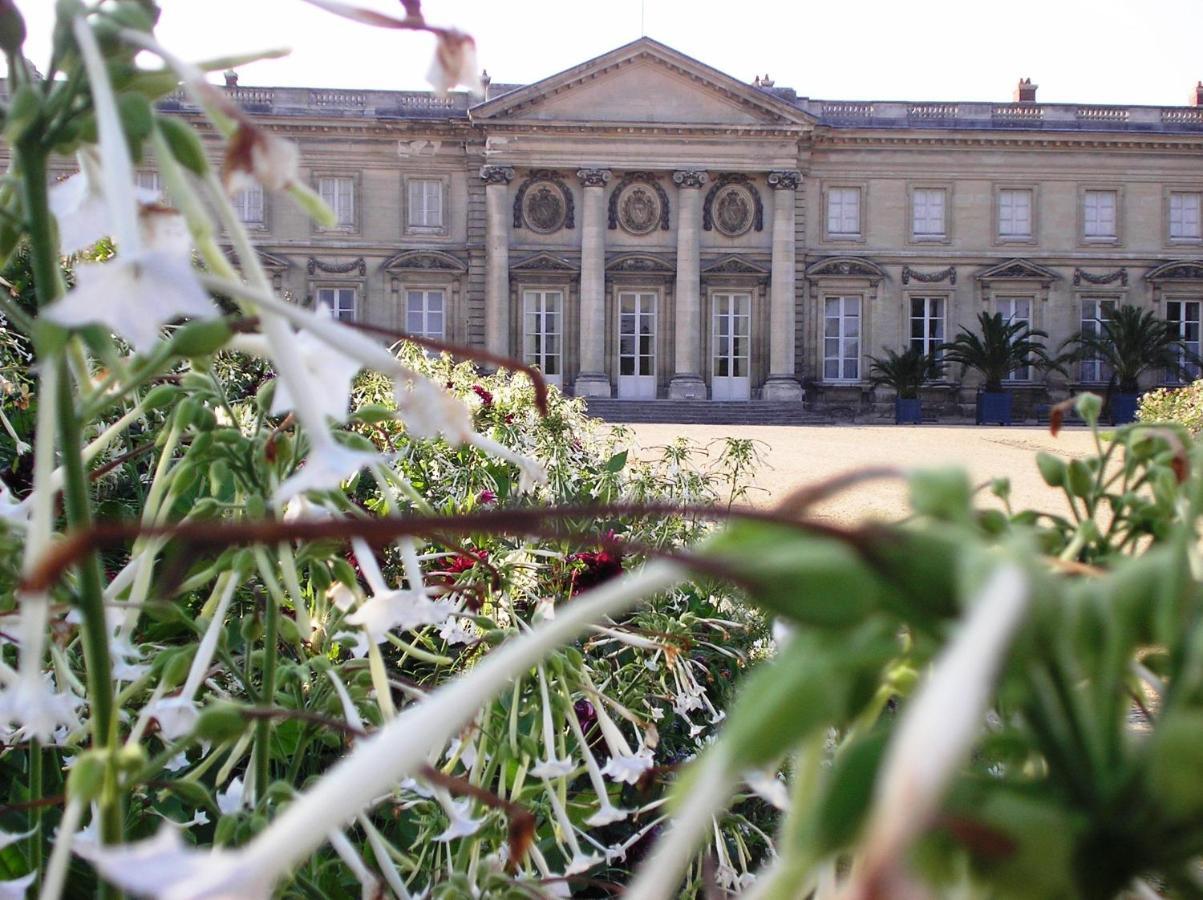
xmin=504 ymin=413 xmax=514 ymax=424
xmin=478 ymin=489 xmax=497 ymax=505
xmin=567 ymin=535 xmax=624 ymax=596
xmin=471 ymin=385 xmax=494 ymax=407
xmin=437 ymin=549 xmax=488 ymax=583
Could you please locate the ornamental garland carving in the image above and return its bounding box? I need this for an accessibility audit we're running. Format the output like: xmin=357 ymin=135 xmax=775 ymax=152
xmin=1073 ymin=267 xmax=1128 ymax=287
xmin=703 ymin=174 xmax=763 ymax=236
xmin=608 ymin=172 xmax=671 ymax=234
xmin=478 ymin=165 xmax=514 ymax=185
xmin=307 ymin=256 xmax=366 ymax=276
xmin=902 ymin=265 xmax=957 ymax=285
xmin=512 ymin=169 xmax=575 ymax=232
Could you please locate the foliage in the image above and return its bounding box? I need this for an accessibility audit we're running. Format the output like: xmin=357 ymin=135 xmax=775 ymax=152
xmin=1061 ymin=303 xmax=1194 ymax=393
xmin=1138 ymin=379 xmax=1203 ymax=434
xmin=867 ymin=346 xmax=944 ymax=399
xmin=940 ymin=311 xmax=1062 ymax=392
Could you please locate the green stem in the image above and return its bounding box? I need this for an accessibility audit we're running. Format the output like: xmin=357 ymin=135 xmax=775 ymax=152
xmin=28 ymin=738 xmax=41 ymax=890
xmin=254 ymin=567 xmax=279 ymax=805
xmin=55 ymin=355 xmax=122 ymax=845
xmin=15 ymin=142 xmax=59 ymax=310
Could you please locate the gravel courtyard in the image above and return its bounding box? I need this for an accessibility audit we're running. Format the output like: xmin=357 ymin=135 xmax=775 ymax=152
xmin=620 ymin=423 xmax=1100 ymax=523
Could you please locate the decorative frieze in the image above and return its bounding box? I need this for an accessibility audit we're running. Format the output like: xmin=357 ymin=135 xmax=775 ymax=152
xmin=902 ymin=265 xmax=957 ymax=286
xmin=1073 ymin=267 xmax=1128 ymax=287
xmin=703 ymin=174 xmax=763 ymax=236
xmin=307 ymin=256 xmax=366 ymax=276
xmin=479 ymin=165 xmax=515 ymax=185
xmin=576 ymin=168 xmax=612 ymax=188
xmin=767 ymin=170 xmax=802 ymax=191
xmin=512 ymin=169 xmax=574 ymax=232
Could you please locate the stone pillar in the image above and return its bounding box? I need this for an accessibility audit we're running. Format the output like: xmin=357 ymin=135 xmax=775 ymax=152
xmin=575 ymin=168 xmax=612 ymax=397
xmin=763 ymin=170 xmax=804 ymax=401
xmin=669 ymin=169 xmax=708 ymax=400
xmin=480 ymin=165 xmax=515 ymax=358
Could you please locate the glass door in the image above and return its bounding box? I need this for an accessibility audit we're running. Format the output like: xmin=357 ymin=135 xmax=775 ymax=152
xmin=522 ymin=290 xmax=562 ymax=389
xmin=617 ymin=291 xmax=657 ymax=399
xmin=711 ymin=292 xmax=750 ymax=400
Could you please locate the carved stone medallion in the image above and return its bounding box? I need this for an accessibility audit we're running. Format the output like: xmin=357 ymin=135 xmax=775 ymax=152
xmin=618 ymin=184 xmax=662 ymax=236
xmin=712 ymin=184 xmax=755 ymax=237
xmin=522 ymin=181 xmax=566 ymax=233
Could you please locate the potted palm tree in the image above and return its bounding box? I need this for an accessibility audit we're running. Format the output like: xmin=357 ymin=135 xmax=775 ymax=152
xmin=868 ymin=346 xmax=943 ymax=424
xmin=1061 ymin=304 xmax=1197 ymax=424
xmin=940 ymin=311 xmax=1060 ymax=425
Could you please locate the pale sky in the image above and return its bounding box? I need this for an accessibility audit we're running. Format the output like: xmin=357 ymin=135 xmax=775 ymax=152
xmin=15 ymin=0 xmax=1203 ymax=106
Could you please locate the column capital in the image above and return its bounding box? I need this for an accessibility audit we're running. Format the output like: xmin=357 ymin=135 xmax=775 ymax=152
xmin=672 ymin=169 xmax=708 ymax=189
xmin=768 ymin=170 xmax=802 ymax=190
xmin=479 ymin=165 xmax=515 ymax=185
xmin=576 ymin=167 xmax=611 ymax=188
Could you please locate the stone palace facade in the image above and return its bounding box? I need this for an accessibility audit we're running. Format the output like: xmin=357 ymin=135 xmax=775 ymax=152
xmin=160 ymin=39 xmax=1203 ymax=411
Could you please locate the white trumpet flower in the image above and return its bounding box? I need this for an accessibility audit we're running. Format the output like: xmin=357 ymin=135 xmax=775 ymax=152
xmin=267 ymin=306 xmax=362 ymax=424
xmin=274 ymin=439 xmax=378 ymax=504
xmin=345 ymin=589 xmax=451 ymax=643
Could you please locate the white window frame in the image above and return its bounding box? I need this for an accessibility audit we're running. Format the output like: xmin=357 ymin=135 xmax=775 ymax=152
xmin=315 ymin=285 xmax=359 ymax=323
xmin=996 ymin=186 xmax=1034 ymax=242
xmin=1080 ymin=187 xmax=1121 ymax=244
xmin=404 ymin=288 xmax=446 ymax=341
xmin=134 ymin=171 xmax=161 ymax=195
xmin=315 ymin=173 xmax=358 ymax=232
xmin=1079 ymin=296 xmax=1118 ymax=384
xmin=823 ymin=184 xmax=864 ymax=241
xmin=405 ymin=176 xmax=447 ymax=235
xmin=522 ymin=289 xmax=563 ymax=387
xmin=1165 ymin=297 xmax=1202 ymax=383
xmin=908 ymin=294 xmax=947 ymax=362
xmin=995 ymin=295 xmax=1034 ymax=382
xmin=233 ymin=183 xmax=265 ymax=227
xmin=822 ymin=294 xmax=862 ymax=382
xmin=1168 ymin=190 xmax=1203 ymax=244
xmin=909 ymin=186 xmax=948 ymax=241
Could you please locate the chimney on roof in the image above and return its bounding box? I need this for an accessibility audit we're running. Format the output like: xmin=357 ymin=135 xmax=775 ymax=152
xmin=481 ymin=68 xmax=492 ymax=100
xmin=1193 ymin=81 xmax=1203 ymax=107
xmin=224 ymin=69 xmax=238 ymax=88
xmin=1014 ymin=78 xmax=1037 ymax=103
xmin=760 ymin=73 xmax=775 ymax=88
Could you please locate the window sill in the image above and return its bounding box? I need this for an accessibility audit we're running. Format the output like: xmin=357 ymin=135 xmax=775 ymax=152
xmin=823 ymin=234 xmax=865 ymax=244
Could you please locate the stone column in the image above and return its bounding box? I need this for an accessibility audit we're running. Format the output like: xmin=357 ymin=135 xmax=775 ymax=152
xmin=575 ymin=168 xmax=611 ymax=397
xmin=669 ymin=169 xmax=708 ymax=400
xmin=763 ymin=170 xmax=804 ymax=401
xmin=480 ymin=165 xmax=515 ymax=358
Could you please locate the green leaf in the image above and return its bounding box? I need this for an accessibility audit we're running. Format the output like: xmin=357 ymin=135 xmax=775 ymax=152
xmin=116 ymin=92 xmax=154 ymax=163
xmin=4 ymin=84 xmax=41 ymax=144
xmin=812 ymin=728 xmax=889 ymax=854
xmin=605 ymin=450 xmax=628 ymax=473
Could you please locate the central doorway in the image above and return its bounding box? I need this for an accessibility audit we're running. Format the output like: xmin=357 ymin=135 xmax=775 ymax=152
xmin=617 ymin=290 xmax=657 ymax=399
xmin=711 ymin=292 xmax=751 ymax=401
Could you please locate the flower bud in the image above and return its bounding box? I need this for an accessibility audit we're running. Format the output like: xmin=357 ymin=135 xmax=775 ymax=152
xmin=172 ymin=318 xmax=233 ymax=358
xmin=0 ymin=1 xmax=26 ymax=57
xmin=67 ymin=752 xmax=107 ymax=803
xmin=194 ymin=702 xmax=249 ymax=743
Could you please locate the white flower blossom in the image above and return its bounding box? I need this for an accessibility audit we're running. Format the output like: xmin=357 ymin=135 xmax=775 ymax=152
xmin=564 ymin=851 xmax=604 ymax=877
xmin=0 ymin=828 xmax=33 ymax=851
xmin=0 ymin=673 xmax=81 ymax=743
xmin=146 ymin=696 xmax=199 ymax=742
xmin=0 ymin=485 xmax=28 ymax=525
xmin=269 ymin=307 xmax=362 ymax=424
xmin=225 ymin=126 xmax=301 ymax=193
xmin=744 ymin=769 xmax=789 ymax=811
xmin=427 ymin=30 xmax=483 ymax=96
xmin=332 ymin=630 xmax=370 ymax=660
xmin=438 ymin=616 xmax=475 ymax=645
xmin=0 ymin=872 xmax=35 ymax=899
xmin=274 ymin=440 xmax=378 ymax=504
xmin=163 ymin=751 xmax=191 ymax=773
xmin=393 ymin=377 xmax=475 ymax=444
xmin=49 ymin=162 xmax=158 ymax=256
xmin=600 ymin=748 xmax=654 ymax=785
xmin=283 ymin=494 xmax=335 ymax=523
xmin=529 ymin=756 xmax=576 ymax=780
xmin=327 ymin=583 xmax=357 ymax=613
xmin=345 ymin=590 xmax=451 ymax=643
xmin=585 ymin=799 xmax=630 ymax=828
xmin=217 ymin=777 xmax=247 ymax=817
xmin=445 ymin=735 xmax=477 ymax=771
xmin=434 ymin=798 xmax=483 ymax=842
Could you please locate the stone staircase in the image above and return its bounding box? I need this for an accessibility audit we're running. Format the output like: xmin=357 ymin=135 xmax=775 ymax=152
xmin=582 ymin=399 xmax=847 ymax=425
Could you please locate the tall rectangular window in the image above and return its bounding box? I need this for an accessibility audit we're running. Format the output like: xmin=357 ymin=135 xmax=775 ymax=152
xmin=909 ymin=297 xmax=945 ymax=359
xmin=1083 ymin=190 xmax=1118 ymax=239
xmin=316 ymin=287 xmax=357 ymax=322
xmin=234 ymin=184 xmax=264 ymax=225
xmin=407 ymin=179 xmax=443 ymax=230
xmin=405 ymin=289 xmax=445 ymax=340
xmin=318 ymin=176 xmax=355 ymax=228
xmin=997 ymin=297 xmax=1033 ymax=381
xmin=135 ymin=171 xmax=161 ymax=194
xmin=826 ymin=187 xmax=861 ymax=237
xmin=523 ymin=290 xmax=562 ymax=384
xmin=1079 ymin=298 xmax=1117 ymax=383
xmin=1166 ymin=299 xmax=1202 ymax=381
xmin=823 ymin=295 xmax=860 ymax=381
xmin=998 ymin=188 xmax=1032 ymax=239
xmin=912 ymin=188 xmax=946 ymax=238
xmin=1170 ymin=192 xmax=1202 ymax=241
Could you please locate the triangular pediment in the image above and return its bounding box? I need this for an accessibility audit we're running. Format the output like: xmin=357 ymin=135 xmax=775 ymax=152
xmin=512 ymin=252 xmax=579 ymax=273
xmin=702 ymin=255 xmax=770 ymax=276
xmin=472 ymin=38 xmax=813 ymax=128
xmin=976 ymin=258 xmax=1060 ymax=282
xmin=606 ymin=252 xmax=675 ymax=275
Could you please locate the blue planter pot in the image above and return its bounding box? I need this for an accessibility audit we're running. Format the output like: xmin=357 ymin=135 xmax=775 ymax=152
xmin=976 ymin=391 xmax=1012 ymax=425
xmin=1111 ymin=392 xmax=1139 ymax=424
xmin=895 ymin=398 xmax=922 ymax=424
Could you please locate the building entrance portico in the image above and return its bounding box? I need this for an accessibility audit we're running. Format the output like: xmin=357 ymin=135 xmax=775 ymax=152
xmin=617 ymin=290 xmax=658 ymax=399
